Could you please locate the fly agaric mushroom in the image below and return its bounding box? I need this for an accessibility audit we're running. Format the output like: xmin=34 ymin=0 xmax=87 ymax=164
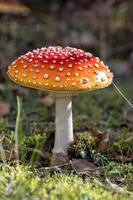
xmin=7 ymin=46 xmax=113 ymax=163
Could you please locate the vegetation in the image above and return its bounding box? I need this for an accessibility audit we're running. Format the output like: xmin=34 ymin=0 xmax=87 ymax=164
xmin=0 ymin=165 xmax=132 ymax=200
xmin=0 ymin=0 xmax=133 ymax=199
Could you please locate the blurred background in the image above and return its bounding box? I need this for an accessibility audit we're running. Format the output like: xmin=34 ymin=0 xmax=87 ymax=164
xmin=0 ymin=0 xmax=133 ymax=80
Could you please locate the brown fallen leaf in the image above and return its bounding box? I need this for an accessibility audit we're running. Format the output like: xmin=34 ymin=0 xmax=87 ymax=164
xmin=0 ymin=101 xmax=10 ymax=116
xmin=92 ymin=128 xmax=109 ymax=152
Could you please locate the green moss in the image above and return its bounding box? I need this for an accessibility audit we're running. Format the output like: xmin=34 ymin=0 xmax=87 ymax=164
xmin=73 ymin=132 xmax=95 ymax=157
xmin=0 ymin=165 xmax=132 ymax=200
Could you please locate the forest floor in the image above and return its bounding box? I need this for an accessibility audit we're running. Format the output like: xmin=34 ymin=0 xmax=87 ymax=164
xmin=0 ymin=77 xmax=133 ymax=199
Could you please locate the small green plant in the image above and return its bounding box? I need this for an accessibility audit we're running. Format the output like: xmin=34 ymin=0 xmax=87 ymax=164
xmin=72 ymin=132 xmax=110 ymax=166
xmin=73 ymin=132 xmax=95 ymax=158
xmin=20 ymin=133 xmax=48 ymax=165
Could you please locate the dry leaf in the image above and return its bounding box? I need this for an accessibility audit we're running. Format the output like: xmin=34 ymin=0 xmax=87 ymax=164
xmin=92 ymin=128 xmax=109 ymax=152
xmin=0 ymin=101 xmax=10 ymax=116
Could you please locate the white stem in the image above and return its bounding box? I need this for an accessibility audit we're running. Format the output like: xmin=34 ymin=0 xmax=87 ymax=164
xmin=52 ymin=94 xmax=74 ymax=154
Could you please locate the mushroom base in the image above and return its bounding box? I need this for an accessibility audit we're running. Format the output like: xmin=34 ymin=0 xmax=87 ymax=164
xmin=51 ymin=153 xmax=69 ymax=166
xmin=52 ymin=93 xmax=74 ymax=154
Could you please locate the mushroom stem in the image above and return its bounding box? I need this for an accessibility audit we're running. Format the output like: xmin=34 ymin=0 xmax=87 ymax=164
xmin=52 ymin=93 xmax=74 ymax=154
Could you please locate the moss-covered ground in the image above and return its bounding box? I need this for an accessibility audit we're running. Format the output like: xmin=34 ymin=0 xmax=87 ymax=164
xmin=0 ymin=165 xmax=132 ymax=200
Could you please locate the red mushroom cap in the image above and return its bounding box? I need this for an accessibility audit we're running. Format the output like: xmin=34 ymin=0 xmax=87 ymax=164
xmin=7 ymin=46 xmax=113 ymax=92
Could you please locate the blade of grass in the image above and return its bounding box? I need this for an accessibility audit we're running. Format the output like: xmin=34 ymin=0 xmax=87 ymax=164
xmin=113 ymin=82 xmax=133 ymax=109
xmin=0 ymin=136 xmax=6 ymax=163
xmin=14 ymin=96 xmax=21 ymax=165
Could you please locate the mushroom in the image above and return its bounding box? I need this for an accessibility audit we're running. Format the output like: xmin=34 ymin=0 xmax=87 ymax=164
xmin=7 ymin=46 xmax=113 ymax=163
